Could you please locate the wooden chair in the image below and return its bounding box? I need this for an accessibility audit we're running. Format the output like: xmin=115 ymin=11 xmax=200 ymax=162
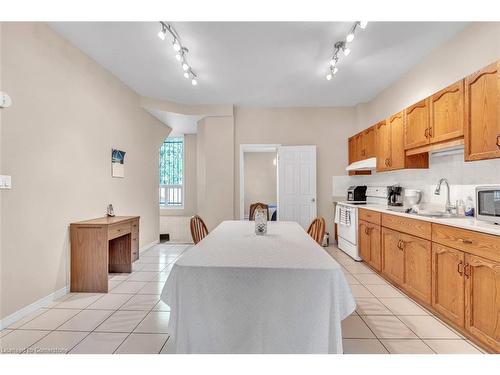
xmin=190 ymin=215 xmax=209 ymax=244
xmin=307 ymin=217 xmax=326 ymax=245
xmin=249 ymin=202 xmax=269 ymax=221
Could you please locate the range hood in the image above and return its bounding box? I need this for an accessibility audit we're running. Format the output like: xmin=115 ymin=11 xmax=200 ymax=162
xmin=346 ymin=157 xmax=377 ymax=171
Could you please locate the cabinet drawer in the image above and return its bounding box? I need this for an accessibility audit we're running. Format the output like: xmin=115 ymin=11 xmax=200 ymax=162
xmin=359 ymin=208 xmax=381 ymax=225
xmin=432 ymin=224 xmax=500 ymax=262
xmin=382 ymin=213 xmax=431 ymax=240
xmin=108 ymin=221 xmax=131 ymax=240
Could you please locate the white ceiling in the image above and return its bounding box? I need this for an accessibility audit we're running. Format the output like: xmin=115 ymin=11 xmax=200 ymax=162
xmin=147 ymin=109 xmax=202 ymax=135
xmin=49 ymin=22 xmax=467 ymax=107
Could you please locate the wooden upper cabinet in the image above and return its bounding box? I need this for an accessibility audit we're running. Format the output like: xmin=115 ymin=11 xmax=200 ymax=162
xmin=348 ymin=137 xmax=355 ymax=164
xmin=363 ymin=126 xmax=376 ymax=158
xmin=432 ymin=243 xmax=465 ymax=327
xmin=405 ymin=99 xmax=430 ymax=149
xmin=389 ymin=112 xmax=405 ymax=170
xmin=355 ymin=133 xmax=364 ymax=160
xmin=465 ymin=61 xmax=500 ymax=161
xmin=430 ymin=79 xmax=465 ymax=144
xmin=464 ymin=253 xmax=500 ymax=352
xmin=375 ymin=120 xmax=392 ymax=171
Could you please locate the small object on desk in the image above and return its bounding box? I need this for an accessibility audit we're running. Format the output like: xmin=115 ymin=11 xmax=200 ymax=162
xmin=70 ymin=216 xmax=140 ymax=293
xmin=254 ymin=209 xmax=267 ymax=235
xmin=106 ymin=204 xmax=115 ymax=217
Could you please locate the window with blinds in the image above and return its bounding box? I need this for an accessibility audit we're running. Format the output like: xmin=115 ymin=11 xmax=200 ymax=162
xmin=159 ymin=136 xmax=184 ymax=208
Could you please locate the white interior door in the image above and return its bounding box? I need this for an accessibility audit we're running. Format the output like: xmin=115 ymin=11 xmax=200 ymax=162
xmin=277 ymin=145 xmax=317 ymax=228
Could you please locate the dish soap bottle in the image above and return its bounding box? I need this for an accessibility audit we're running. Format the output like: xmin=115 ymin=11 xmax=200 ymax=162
xmin=464 ymin=197 xmax=474 ymax=217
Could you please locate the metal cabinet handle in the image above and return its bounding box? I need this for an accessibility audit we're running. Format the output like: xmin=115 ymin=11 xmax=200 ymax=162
xmin=457 ymin=261 xmax=464 ymax=276
xmin=424 ymin=128 xmax=429 ymax=138
xmin=429 ymin=127 xmax=433 ymax=138
xmin=497 ymin=135 xmax=500 ymax=149
xmin=459 ymin=238 xmax=473 ymax=244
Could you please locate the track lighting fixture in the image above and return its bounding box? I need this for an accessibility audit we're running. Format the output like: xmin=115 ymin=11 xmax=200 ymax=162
xmin=157 ymin=21 xmax=199 ymax=86
xmin=325 ymin=21 xmax=368 ymax=81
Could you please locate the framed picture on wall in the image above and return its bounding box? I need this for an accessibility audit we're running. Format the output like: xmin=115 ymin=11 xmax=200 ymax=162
xmin=111 ymin=149 xmax=126 ymax=178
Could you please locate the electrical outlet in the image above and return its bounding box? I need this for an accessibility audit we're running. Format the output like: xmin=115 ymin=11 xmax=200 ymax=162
xmin=0 ymin=175 xmax=12 ymax=189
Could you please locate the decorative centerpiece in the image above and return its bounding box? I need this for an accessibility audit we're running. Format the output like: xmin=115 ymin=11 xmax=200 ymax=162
xmin=254 ymin=208 xmax=267 ymax=235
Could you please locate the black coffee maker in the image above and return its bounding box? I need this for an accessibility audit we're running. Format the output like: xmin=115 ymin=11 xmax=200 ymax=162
xmin=387 ymin=185 xmax=404 ymax=206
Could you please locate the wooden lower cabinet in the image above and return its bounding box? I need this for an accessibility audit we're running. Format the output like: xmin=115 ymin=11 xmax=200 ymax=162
xmin=359 ymin=220 xmax=381 ymax=272
xmin=432 ymin=243 xmax=465 ymax=327
xmin=464 ymin=254 xmax=500 ymax=352
xmin=381 ymin=228 xmax=405 ymax=285
xmin=402 ymin=233 xmax=432 ymax=304
xmin=381 ymin=227 xmax=431 ymax=304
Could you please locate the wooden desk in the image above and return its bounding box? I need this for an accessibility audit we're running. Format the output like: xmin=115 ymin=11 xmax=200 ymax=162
xmin=70 ymin=216 xmax=140 ymax=293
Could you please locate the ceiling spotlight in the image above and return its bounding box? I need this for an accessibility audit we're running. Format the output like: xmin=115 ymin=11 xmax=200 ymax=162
xmin=333 ymin=67 xmax=338 ymax=74
xmin=158 ymin=24 xmax=167 ymax=40
xmin=158 ymin=21 xmax=199 ymax=86
xmin=326 ymin=73 xmax=333 ymax=81
xmin=359 ymin=21 xmax=368 ymax=29
xmin=346 ymin=33 xmax=355 ymax=43
xmin=343 ymin=48 xmax=351 ymax=56
xmin=172 ymin=40 xmax=181 ymax=52
xmin=329 ymin=58 xmax=337 ymax=67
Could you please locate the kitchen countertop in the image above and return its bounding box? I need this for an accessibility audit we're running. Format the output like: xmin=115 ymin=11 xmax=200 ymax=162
xmin=336 ymin=201 xmax=500 ymax=237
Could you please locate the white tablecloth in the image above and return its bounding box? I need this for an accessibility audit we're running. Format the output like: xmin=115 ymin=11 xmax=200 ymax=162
xmin=161 ymin=220 xmax=356 ymax=354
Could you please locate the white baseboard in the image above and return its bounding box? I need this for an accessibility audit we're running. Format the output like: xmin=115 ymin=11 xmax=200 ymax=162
xmin=0 ymin=241 xmax=159 ymax=330
xmin=0 ymin=286 xmax=69 ymax=330
xmin=139 ymin=240 xmax=159 ymax=254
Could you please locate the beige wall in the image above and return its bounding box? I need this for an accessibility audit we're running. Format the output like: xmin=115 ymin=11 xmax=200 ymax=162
xmin=243 ymin=152 xmax=277 ymax=216
xmin=354 ymin=22 xmax=500 ymax=133
xmin=234 ymin=107 xmax=356 ymax=234
xmin=197 ymin=115 xmax=235 ymax=230
xmin=0 ymin=23 xmax=170 ymax=320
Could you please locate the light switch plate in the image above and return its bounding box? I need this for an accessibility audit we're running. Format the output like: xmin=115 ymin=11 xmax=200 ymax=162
xmin=0 ymin=175 xmax=12 ymax=189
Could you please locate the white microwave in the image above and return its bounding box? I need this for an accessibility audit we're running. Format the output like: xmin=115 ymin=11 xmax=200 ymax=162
xmin=476 ymin=185 xmax=500 ymax=224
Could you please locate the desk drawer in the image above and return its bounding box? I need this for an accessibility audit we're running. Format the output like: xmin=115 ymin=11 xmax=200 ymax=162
xmin=108 ymin=221 xmax=131 ymax=240
xmin=359 ymin=208 xmax=381 ymax=225
xmin=382 ymin=213 xmax=431 ymax=240
xmin=432 ymin=224 xmax=500 ymax=262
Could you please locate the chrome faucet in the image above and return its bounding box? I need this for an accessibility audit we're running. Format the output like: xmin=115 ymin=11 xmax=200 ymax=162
xmin=434 ymin=178 xmax=456 ymax=214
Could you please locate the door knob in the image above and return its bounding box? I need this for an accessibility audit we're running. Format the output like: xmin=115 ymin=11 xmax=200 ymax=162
xmin=311 ymin=198 xmax=316 ymax=202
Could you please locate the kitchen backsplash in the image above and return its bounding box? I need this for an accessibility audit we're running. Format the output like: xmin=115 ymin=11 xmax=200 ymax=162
xmin=333 ymin=149 xmax=500 ymax=207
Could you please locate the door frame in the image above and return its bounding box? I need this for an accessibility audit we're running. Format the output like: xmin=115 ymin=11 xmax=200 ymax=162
xmin=239 ymin=144 xmax=281 ymax=220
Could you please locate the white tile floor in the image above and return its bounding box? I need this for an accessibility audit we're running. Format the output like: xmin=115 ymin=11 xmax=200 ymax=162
xmin=0 ymin=243 xmax=485 ymax=354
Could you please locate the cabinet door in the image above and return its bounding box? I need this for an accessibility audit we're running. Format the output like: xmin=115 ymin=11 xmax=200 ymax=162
xmin=465 ymin=61 xmax=500 ymax=161
xmin=363 ymin=126 xmax=376 ymax=158
xmin=402 ymin=232 xmax=432 ymax=304
xmin=375 ymin=120 xmax=391 ymax=171
xmin=431 ymin=243 xmax=465 ymax=327
xmin=389 ymin=112 xmax=405 ymax=170
xmin=405 ymin=99 xmax=430 ymax=149
xmin=381 ymin=228 xmax=405 ymax=285
xmin=348 ymin=137 xmax=355 ymax=165
xmin=358 ymin=220 xmax=371 ymax=263
xmin=368 ymin=223 xmax=382 ymax=272
xmin=430 ymin=80 xmax=464 ymax=144
xmin=464 ymin=254 xmax=500 ymax=352
xmin=355 ymin=134 xmax=364 ymax=160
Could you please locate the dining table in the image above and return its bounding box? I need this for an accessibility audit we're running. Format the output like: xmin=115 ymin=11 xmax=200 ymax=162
xmin=160 ymin=220 xmax=356 ymax=354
